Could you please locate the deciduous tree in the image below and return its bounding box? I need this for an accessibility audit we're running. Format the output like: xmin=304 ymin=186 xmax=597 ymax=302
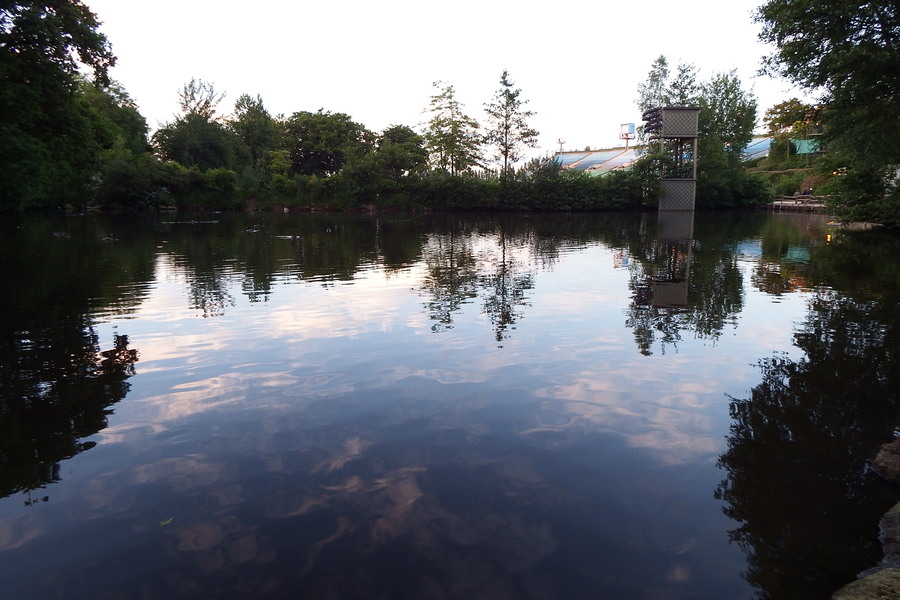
xmin=153 ymin=115 xmax=243 ymax=172
xmin=0 ymin=1 xmax=116 ymax=209
xmin=80 ymin=79 xmax=149 ymax=155
xmin=761 ymin=98 xmax=821 ymax=166
xmin=229 ymin=94 xmax=279 ymax=179
xmin=636 ymin=56 xmax=700 ymax=143
xmin=636 ymin=55 xmax=671 ymax=115
xmin=762 ymin=98 xmax=818 ymax=137
xmin=374 ymin=125 xmax=428 ymax=178
xmin=695 ymin=70 xmax=759 ymax=206
xmin=153 ymin=79 xmax=244 ymax=172
xmin=699 ymin=70 xmax=757 ymax=162
xmin=178 ymin=78 xmax=225 ymax=121
xmin=337 ymin=124 xmax=428 ymax=204
xmin=284 ymin=110 xmax=373 ymax=177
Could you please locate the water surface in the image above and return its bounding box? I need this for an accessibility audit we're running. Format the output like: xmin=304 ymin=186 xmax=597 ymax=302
xmin=2 ymin=210 xmax=899 ymax=600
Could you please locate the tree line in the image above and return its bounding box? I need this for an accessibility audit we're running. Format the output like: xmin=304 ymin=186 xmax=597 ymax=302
xmin=0 ymin=4 xmax=647 ymax=213
xmin=0 ymin=1 xmax=763 ymax=214
xmin=5 ymin=1 xmax=895 ymax=222
xmin=139 ymin=73 xmax=641 ymax=212
xmin=0 ymin=1 xmax=645 ymax=213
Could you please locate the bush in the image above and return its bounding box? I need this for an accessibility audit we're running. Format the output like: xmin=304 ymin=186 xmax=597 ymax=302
xmin=93 ymin=146 xmax=164 ymax=208
xmin=153 ymin=162 xmax=240 ymax=210
xmin=766 ymin=170 xmax=810 ymax=197
xmin=202 ymin=168 xmax=240 ymax=209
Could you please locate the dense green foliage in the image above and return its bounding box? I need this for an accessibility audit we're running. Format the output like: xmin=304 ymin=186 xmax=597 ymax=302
xmin=284 ymin=110 xmax=374 ymax=177
xmin=757 ymin=0 xmax=900 ymax=226
xmin=1 ymin=1 xmax=117 ymax=209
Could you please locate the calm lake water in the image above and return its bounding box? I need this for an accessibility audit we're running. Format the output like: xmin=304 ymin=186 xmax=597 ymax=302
xmin=2 ymin=210 xmax=900 ymax=600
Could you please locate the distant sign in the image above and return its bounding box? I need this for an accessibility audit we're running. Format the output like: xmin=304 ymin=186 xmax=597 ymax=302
xmin=620 ymin=123 xmax=635 ymax=139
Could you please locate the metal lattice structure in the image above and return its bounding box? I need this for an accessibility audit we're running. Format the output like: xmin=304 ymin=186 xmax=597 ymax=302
xmin=660 ymin=178 xmax=697 ymax=211
xmin=660 ymin=107 xmax=700 ymax=138
xmin=643 ymin=106 xmax=700 ymax=212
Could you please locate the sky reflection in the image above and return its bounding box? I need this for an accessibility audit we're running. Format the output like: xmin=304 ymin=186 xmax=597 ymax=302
xmin=92 ymin=225 xmax=809 ymax=474
xmin=2 ymin=211 xmax=860 ymax=600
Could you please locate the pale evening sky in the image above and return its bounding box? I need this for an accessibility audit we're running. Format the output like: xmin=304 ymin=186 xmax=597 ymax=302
xmin=82 ymin=0 xmax=810 ymax=158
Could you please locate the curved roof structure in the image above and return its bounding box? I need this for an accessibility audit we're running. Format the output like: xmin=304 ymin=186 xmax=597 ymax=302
xmin=553 ymin=148 xmax=640 ymax=175
xmin=554 ymin=136 xmax=814 ymax=173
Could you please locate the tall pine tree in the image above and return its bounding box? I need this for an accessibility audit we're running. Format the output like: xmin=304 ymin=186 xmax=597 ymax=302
xmin=484 ymin=70 xmax=539 ymax=177
xmin=423 ymin=82 xmax=482 ymax=176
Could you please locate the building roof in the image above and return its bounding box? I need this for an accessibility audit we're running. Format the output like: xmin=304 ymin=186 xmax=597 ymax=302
xmin=553 ymin=135 xmax=819 ymax=172
xmin=553 ymin=148 xmax=640 ymax=174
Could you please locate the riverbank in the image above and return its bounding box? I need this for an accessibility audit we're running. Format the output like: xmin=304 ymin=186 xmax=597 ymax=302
xmin=833 ymin=440 xmax=900 ymax=599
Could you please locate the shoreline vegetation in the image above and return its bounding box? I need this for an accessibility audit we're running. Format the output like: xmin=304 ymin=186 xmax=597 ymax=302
xmin=0 ymin=2 xmax=768 ymax=219
xmin=2 ymin=3 xmax=899 ymax=226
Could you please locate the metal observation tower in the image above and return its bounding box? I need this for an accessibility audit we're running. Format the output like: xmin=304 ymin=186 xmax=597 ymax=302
xmin=642 ymin=106 xmax=701 ymax=211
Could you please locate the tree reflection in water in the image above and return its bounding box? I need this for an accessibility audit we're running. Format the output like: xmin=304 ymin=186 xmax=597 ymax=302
xmin=420 ymin=230 xmax=479 ymax=333
xmin=625 ymin=212 xmax=744 ymax=356
xmin=716 ymin=287 xmax=900 ymax=599
xmin=0 ymin=215 xmax=146 ymax=503
xmin=418 ymin=218 xmax=541 ymax=344
xmin=479 ymin=230 xmax=535 ymax=346
xmin=6 ymin=211 xmax=900 ymax=598
xmin=0 ymin=330 xmax=138 ymax=500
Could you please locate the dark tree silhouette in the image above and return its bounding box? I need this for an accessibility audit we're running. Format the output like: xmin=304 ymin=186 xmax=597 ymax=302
xmin=716 ymin=289 xmax=900 ymax=599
